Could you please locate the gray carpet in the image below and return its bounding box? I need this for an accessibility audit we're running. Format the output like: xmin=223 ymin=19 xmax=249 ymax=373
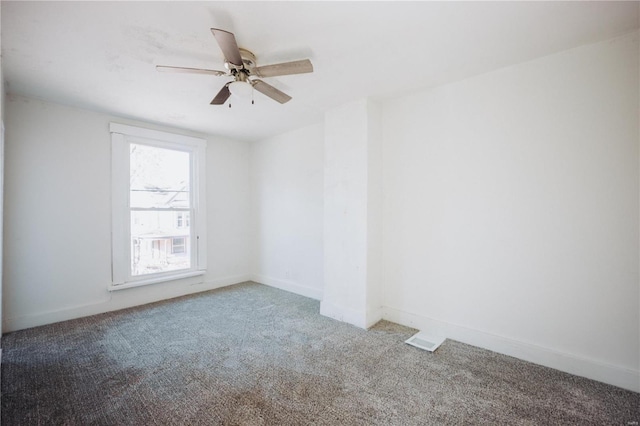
xmin=2 ymin=282 xmax=638 ymax=425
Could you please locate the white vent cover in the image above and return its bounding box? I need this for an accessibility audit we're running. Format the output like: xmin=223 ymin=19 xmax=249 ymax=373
xmin=405 ymin=332 xmax=446 ymax=352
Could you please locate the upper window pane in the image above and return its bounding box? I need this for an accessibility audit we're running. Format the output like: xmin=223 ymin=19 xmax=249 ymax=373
xmin=130 ymin=143 xmax=191 ymax=208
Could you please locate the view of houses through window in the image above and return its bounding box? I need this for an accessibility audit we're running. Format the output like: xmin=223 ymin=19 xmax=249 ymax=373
xmin=130 ymin=143 xmax=192 ymax=276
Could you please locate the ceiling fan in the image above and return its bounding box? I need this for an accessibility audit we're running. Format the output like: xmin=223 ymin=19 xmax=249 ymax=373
xmin=156 ymin=28 xmax=313 ymax=105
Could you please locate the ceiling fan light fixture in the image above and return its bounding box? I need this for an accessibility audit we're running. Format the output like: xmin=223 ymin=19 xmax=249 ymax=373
xmin=228 ymin=81 xmax=253 ymax=98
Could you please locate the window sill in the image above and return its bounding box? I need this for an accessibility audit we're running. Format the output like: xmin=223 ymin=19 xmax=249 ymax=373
xmin=108 ymin=270 xmax=205 ymax=291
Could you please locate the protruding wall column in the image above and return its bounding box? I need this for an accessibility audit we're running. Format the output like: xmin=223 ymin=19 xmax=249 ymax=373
xmin=321 ymin=98 xmax=382 ymax=329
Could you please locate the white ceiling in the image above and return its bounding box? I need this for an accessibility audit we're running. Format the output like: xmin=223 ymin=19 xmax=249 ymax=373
xmin=2 ymin=1 xmax=638 ymax=142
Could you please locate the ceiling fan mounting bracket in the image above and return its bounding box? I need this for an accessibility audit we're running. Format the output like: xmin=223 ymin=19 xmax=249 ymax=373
xmin=224 ymin=48 xmax=256 ymax=72
xmin=239 ymin=48 xmax=256 ymax=69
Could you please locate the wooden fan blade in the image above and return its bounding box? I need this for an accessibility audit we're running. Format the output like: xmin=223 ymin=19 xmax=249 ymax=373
xmin=252 ymin=80 xmax=292 ymax=104
xmin=210 ymin=83 xmax=231 ymax=105
xmin=254 ymin=59 xmax=313 ymax=78
xmin=156 ymin=65 xmax=226 ymax=76
xmin=210 ymin=28 xmax=243 ymax=67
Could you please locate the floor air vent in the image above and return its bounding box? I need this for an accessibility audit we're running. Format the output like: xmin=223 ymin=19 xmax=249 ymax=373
xmin=405 ymin=332 xmax=445 ymax=352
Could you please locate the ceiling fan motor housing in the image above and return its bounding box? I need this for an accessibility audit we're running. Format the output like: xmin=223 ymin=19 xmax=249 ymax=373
xmin=225 ymin=48 xmax=256 ymax=72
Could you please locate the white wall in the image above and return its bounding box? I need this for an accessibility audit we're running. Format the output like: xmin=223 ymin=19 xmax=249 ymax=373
xmin=381 ymin=31 xmax=639 ymax=391
xmin=0 ymin=0 xmax=5 ymax=339
xmin=250 ymin=123 xmax=324 ymax=300
xmin=0 ymin=0 xmax=4 ymax=397
xmin=3 ymin=95 xmax=251 ymax=332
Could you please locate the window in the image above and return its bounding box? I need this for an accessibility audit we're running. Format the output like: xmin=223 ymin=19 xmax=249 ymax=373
xmin=110 ymin=123 xmax=206 ymax=290
xmin=176 ymin=211 xmax=189 ymax=228
xmin=172 ymin=237 xmax=186 ymax=254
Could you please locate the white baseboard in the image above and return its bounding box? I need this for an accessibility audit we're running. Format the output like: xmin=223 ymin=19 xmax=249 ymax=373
xmin=382 ymin=305 xmax=640 ymax=393
xmin=3 ymin=274 xmax=251 ymax=333
xmin=250 ymin=274 xmax=323 ymax=300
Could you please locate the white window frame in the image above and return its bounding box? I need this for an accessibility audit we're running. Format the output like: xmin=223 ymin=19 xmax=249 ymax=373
xmin=110 ymin=123 xmax=207 ymax=291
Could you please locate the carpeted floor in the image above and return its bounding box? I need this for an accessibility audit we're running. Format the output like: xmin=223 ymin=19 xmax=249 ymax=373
xmin=2 ymin=282 xmax=638 ymax=425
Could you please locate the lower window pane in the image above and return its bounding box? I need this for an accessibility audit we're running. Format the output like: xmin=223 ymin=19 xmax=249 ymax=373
xmin=131 ymin=211 xmax=190 ymax=276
